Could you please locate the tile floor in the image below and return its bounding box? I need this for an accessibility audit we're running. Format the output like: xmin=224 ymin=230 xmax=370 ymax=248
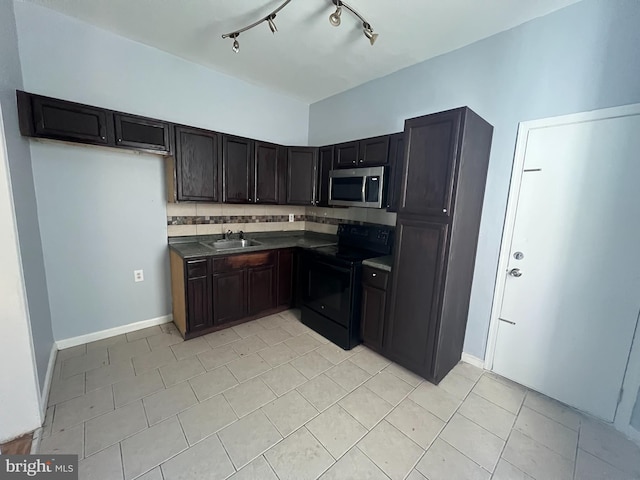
xmin=38 ymin=310 xmax=640 ymax=480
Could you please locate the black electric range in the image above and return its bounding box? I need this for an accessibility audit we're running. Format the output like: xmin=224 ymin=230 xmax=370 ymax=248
xmin=299 ymin=223 xmax=394 ymax=349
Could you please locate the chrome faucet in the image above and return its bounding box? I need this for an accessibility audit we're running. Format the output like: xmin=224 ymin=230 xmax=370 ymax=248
xmin=223 ymin=229 xmax=233 ymax=240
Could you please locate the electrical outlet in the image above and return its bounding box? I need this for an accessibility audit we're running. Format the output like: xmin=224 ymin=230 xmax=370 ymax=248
xmin=289 ymin=213 xmax=295 ymax=222
xmin=134 ymin=270 xmax=144 ymax=282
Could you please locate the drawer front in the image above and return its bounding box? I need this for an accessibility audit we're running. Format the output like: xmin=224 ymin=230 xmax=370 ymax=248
xmin=213 ymin=251 xmax=276 ymax=273
xmin=186 ymin=258 xmax=209 ymax=278
xmin=362 ymin=266 xmax=388 ymax=290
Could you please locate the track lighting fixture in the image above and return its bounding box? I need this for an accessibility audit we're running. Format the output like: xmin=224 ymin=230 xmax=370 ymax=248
xmin=329 ymin=4 xmax=342 ymax=26
xmin=231 ymin=33 xmax=240 ymax=53
xmin=222 ymin=0 xmax=378 ymax=52
xmin=267 ymin=15 xmax=278 ymax=33
xmin=363 ymin=23 xmax=378 ymax=46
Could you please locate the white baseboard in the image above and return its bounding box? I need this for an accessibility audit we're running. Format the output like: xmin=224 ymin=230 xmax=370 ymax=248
xmin=40 ymin=344 xmax=57 ymax=418
xmin=55 ymin=314 xmax=173 ymax=350
xmin=461 ymin=352 xmax=486 ymax=369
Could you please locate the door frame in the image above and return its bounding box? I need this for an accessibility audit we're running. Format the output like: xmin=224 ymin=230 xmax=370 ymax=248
xmin=484 ymin=103 xmax=640 ymax=431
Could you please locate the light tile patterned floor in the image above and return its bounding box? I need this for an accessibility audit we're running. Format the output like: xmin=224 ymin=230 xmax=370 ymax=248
xmin=39 ymin=310 xmax=640 ymax=480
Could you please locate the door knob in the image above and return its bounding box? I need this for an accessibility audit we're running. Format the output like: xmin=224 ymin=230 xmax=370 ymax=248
xmin=509 ymin=268 xmax=522 ymax=277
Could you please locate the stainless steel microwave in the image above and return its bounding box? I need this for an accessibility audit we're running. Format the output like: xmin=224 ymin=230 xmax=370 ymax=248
xmin=329 ymin=166 xmax=385 ymax=208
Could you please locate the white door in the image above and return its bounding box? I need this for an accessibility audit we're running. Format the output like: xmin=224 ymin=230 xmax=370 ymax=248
xmin=492 ymin=108 xmax=640 ymax=421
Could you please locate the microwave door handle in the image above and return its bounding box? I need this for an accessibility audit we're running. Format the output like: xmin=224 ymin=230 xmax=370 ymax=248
xmin=361 ymin=176 xmax=367 ymax=202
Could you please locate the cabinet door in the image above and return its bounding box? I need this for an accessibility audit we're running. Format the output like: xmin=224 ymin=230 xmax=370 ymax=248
xmin=31 ymin=95 xmax=111 ymax=145
xmin=334 ymin=141 xmax=359 ymax=168
xmin=185 ymin=259 xmax=212 ymax=332
xmin=359 ymin=135 xmax=390 ymax=166
xmin=316 ymin=146 xmax=334 ymax=207
xmin=114 ymin=113 xmax=172 ymax=153
xmin=223 ymin=135 xmax=254 ymax=203
xmin=386 ymin=133 xmax=405 ymax=212
xmin=255 ymin=142 xmax=280 ymax=204
xmin=361 ymin=285 xmax=386 ymax=352
xmin=385 ymin=219 xmax=448 ymax=377
xmin=277 ymin=249 xmax=294 ymax=307
xmin=212 ymin=270 xmax=246 ymax=325
xmin=247 ymin=265 xmax=276 ymax=316
xmin=287 ymin=147 xmax=317 ymax=205
xmin=176 ymin=126 xmax=220 ymax=202
xmin=400 ymin=109 xmax=462 ymax=217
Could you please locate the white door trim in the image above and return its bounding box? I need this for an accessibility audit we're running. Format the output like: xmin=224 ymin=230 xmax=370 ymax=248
xmin=485 ymin=103 xmax=640 ymax=369
xmin=485 ymin=102 xmax=640 ymax=432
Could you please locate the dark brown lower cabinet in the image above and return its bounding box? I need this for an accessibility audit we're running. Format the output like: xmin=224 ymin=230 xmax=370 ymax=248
xmin=247 ymin=265 xmax=276 ymax=316
xmin=170 ymin=248 xmax=289 ymax=339
xmin=384 ymin=220 xmax=447 ymax=373
xmin=277 ymin=249 xmax=294 ymax=307
xmin=360 ymin=266 xmax=389 ymax=353
xmin=212 ymin=270 xmax=246 ymax=325
xmin=185 ymin=259 xmax=212 ymax=333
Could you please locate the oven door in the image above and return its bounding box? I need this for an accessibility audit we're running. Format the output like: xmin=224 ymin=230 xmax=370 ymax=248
xmin=302 ymin=254 xmax=353 ymax=328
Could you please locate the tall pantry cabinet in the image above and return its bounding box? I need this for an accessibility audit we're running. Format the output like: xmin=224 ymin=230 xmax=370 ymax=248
xmin=384 ymin=107 xmax=493 ymax=384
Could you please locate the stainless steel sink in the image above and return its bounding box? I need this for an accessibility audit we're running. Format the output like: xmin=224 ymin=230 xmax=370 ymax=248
xmin=201 ymin=239 xmax=262 ymax=250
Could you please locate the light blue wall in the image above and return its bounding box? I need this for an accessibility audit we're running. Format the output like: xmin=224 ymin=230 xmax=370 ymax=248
xmin=632 ymin=387 xmax=640 ymax=431
xmin=30 ymin=143 xmax=170 ymax=340
xmin=309 ymin=0 xmax=640 ymax=359
xmin=0 ymin=0 xmax=53 ymax=391
xmin=13 ymin=1 xmax=310 ymax=341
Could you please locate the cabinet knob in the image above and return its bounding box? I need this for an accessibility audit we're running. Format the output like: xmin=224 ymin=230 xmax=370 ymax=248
xmin=442 ymin=208 xmax=447 ymax=213
xmin=359 ymin=160 xmax=364 ymax=163
xmin=372 ymin=273 xmax=377 ymax=277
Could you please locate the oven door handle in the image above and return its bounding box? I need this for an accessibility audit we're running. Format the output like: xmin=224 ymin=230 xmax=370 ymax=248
xmin=313 ymin=259 xmax=352 ymax=275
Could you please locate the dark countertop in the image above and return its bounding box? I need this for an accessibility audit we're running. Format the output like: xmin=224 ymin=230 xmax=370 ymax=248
xmin=362 ymin=255 xmax=394 ymax=272
xmin=169 ymin=231 xmax=338 ymax=259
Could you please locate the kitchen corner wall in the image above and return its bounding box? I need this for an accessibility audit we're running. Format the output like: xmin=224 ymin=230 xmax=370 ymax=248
xmin=309 ymin=0 xmax=640 ymax=360
xmin=166 ymin=204 xmax=397 ymax=237
xmin=13 ymin=1 xmax=309 ymax=342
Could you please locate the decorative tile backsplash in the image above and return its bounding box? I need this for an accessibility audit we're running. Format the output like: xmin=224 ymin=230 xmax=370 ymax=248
xmin=166 ymin=204 xmax=396 ymax=237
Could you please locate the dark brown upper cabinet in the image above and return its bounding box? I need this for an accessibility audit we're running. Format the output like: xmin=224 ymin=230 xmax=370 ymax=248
xmin=358 ymin=135 xmax=390 ymax=166
xmin=400 ymin=110 xmax=463 ymax=217
xmin=287 ymin=147 xmax=318 ymax=206
xmin=386 ymin=132 xmax=405 ymax=212
xmin=175 ymin=126 xmax=221 ymax=202
xmin=316 ymin=146 xmax=334 ymax=207
xmin=114 ymin=113 xmax=172 ymax=154
xmin=18 ymin=91 xmax=113 ymax=146
xmin=223 ymin=135 xmax=254 ymax=203
xmin=335 ymin=141 xmax=359 ymax=167
xmin=254 ymin=142 xmax=283 ymax=205
xmin=334 ymin=135 xmax=391 ymax=169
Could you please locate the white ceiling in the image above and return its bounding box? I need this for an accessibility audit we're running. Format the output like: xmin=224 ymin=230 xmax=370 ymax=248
xmin=22 ymin=0 xmax=582 ymax=103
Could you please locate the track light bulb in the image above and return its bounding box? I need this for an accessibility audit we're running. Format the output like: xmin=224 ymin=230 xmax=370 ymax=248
xmin=329 ymin=5 xmax=342 ymax=26
xmin=363 ymin=25 xmax=378 ymax=46
xmin=267 ymin=15 xmax=277 ymax=33
xmin=232 ymin=36 xmax=240 ymax=53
